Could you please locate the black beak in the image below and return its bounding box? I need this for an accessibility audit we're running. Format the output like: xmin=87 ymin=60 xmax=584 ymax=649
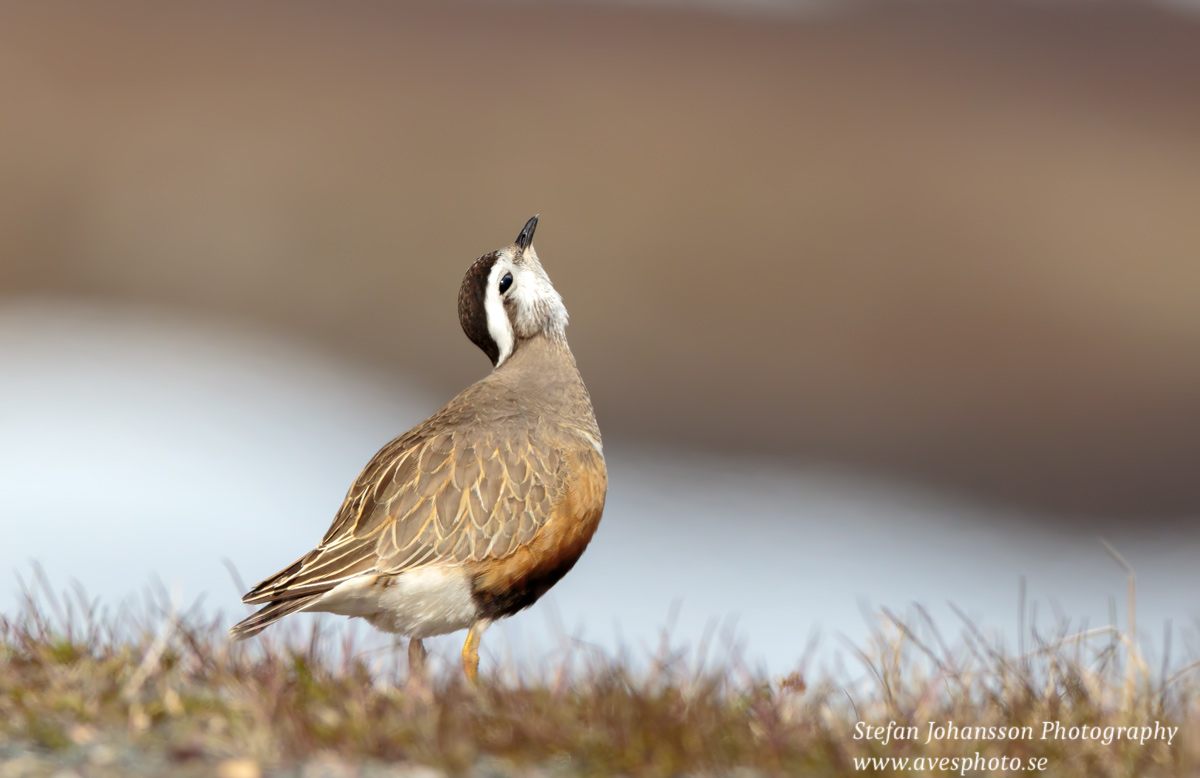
xmin=515 ymin=214 xmax=539 ymax=251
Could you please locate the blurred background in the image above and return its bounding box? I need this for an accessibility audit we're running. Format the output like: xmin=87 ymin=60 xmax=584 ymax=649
xmin=2 ymin=0 xmax=1199 ymax=672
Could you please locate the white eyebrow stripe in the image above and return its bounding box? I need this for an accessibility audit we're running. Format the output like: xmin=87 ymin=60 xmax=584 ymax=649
xmin=484 ymin=261 xmax=515 ymax=367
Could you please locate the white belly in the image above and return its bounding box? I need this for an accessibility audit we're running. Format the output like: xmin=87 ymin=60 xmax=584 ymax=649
xmin=308 ymin=566 xmax=479 ymax=639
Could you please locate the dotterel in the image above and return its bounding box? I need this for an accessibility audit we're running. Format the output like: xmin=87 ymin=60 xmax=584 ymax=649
xmin=230 ymin=216 xmax=608 ymax=683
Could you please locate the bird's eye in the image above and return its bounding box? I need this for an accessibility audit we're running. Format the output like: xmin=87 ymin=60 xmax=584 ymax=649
xmin=499 ymin=273 xmax=513 ymax=294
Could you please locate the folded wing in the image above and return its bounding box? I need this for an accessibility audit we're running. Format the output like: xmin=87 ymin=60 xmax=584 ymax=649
xmin=241 ymin=426 xmax=563 ymax=606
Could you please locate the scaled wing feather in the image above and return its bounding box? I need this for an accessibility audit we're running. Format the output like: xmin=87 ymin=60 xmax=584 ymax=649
xmin=242 ymin=426 xmax=563 ymax=604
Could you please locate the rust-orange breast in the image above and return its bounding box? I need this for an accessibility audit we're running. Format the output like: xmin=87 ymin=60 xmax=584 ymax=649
xmin=467 ymin=444 xmax=607 ymax=620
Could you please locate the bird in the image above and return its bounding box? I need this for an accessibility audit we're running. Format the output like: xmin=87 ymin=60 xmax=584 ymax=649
xmin=229 ymin=215 xmax=608 ymax=683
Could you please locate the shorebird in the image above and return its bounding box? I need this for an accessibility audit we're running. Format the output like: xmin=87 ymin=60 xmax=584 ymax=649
xmin=230 ymin=216 xmax=608 ymax=683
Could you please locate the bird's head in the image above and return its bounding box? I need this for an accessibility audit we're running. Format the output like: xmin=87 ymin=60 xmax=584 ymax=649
xmin=458 ymin=215 xmax=568 ymax=367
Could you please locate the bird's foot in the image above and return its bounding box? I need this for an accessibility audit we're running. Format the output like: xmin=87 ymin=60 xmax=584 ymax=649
xmin=461 ymin=620 xmax=490 ymax=686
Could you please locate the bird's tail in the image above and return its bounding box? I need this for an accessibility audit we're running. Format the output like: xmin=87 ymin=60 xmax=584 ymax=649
xmin=229 ymin=593 xmax=324 ymax=641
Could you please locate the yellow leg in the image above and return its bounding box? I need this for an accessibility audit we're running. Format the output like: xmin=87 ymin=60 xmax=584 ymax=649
xmin=461 ymin=620 xmax=489 ymax=684
xmin=408 ymin=638 xmax=427 ymax=679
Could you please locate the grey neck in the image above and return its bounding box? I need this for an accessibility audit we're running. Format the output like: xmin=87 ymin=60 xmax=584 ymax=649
xmin=483 ymin=333 xmax=600 ymax=438
xmin=498 ymin=331 xmax=575 ymax=374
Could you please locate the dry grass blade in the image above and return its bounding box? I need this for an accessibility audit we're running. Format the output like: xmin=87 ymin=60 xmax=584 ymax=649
xmin=1 ymin=576 xmax=1198 ymax=776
